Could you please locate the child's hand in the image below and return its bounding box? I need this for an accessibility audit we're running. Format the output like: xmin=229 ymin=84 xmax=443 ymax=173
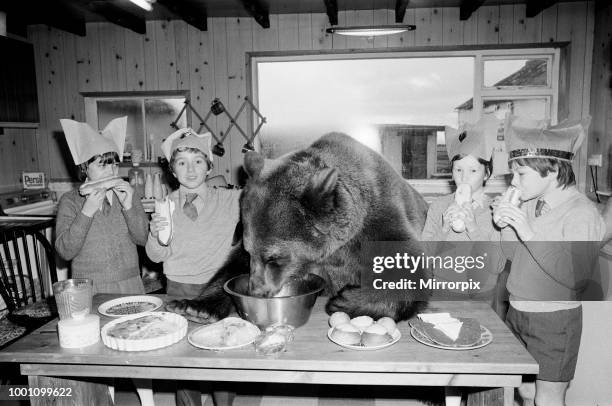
xmin=442 ymin=203 xmax=464 ymax=232
xmin=113 ymin=180 xmax=134 ymax=211
xmin=494 ymin=202 xmax=535 ymax=241
xmin=149 ymin=213 xmax=169 ymax=239
xmin=82 ymin=188 xmax=105 ymax=217
xmin=460 ymin=203 xmax=478 ymax=232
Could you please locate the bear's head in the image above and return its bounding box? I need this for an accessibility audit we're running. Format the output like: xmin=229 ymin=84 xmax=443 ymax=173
xmin=240 ymin=151 xmax=362 ymax=297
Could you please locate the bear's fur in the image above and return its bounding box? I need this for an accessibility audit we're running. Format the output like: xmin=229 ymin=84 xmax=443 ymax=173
xmin=166 ymin=133 xmax=429 ymax=323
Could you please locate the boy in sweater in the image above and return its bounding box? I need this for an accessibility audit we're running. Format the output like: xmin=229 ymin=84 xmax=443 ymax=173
xmin=146 ymin=128 xmax=241 ymax=299
xmin=493 ymin=116 xmax=604 ymax=406
xmin=55 ymin=117 xmax=149 ymax=294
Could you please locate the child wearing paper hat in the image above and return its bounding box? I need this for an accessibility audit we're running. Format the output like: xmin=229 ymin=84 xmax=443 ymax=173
xmin=421 ymin=115 xmax=506 ymax=316
xmin=55 ymin=117 xmax=149 ymax=294
xmin=422 ymin=115 xmax=499 ymax=241
xmin=495 ymin=115 xmax=605 ymax=405
xmin=146 ymin=128 xmax=241 ymax=298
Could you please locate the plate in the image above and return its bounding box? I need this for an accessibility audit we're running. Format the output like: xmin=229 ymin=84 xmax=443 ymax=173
xmin=410 ymin=325 xmax=493 ymax=350
xmin=101 ymin=312 xmax=188 ymax=351
xmin=98 ymin=295 xmax=163 ymax=317
xmin=327 ymin=327 xmax=401 ymax=351
xmin=188 ymin=317 xmax=261 ymax=351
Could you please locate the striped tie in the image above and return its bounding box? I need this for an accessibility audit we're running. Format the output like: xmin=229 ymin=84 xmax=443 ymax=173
xmin=535 ymin=199 xmax=549 ymax=217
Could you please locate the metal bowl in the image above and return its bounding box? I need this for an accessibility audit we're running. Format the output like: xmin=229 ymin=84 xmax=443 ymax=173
xmin=223 ymin=274 xmax=325 ymax=328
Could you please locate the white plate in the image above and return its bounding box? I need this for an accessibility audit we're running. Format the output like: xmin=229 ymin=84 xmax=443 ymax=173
xmin=410 ymin=325 xmax=493 ymax=350
xmin=327 ymin=327 xmax=401 ymax=351
xmin=101 ymin=312 xmax=188 ymax=352
xmin=98 ymin=295 xmax=163 ymax=317
xmin=188 ymin=317 xmax=261 ymax=351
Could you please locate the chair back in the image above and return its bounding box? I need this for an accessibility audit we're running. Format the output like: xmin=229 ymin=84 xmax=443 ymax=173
xmin=0 ymin=226 xmax=57 ymax=313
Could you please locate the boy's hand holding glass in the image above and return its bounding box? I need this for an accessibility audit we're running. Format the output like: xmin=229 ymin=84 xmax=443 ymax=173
xmin=149 ymin=213 xmax=169 ymax=238
xmin=82 ymin=188 xmax=106 ymax=217
xmin=460 ymin=203 xmax=478 ymax=233
xmin=112 ymin=180 xmax=134 ymax=211
xmin=494 ymin=202 xmax=535 ymax=241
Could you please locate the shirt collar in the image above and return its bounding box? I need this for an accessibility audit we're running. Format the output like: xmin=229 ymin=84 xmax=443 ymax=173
xmin=179 ymin=186 xmax=208 ymax=204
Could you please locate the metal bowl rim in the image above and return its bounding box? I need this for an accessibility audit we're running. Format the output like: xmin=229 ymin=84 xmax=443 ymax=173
xmin=223 ymin=274 xmax=325 ymax=299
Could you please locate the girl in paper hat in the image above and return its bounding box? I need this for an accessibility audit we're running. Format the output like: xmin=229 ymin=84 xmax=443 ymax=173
xmin=55 ymin=117 xmax=149 ymax=294
xmin=421 ymin=115 xmax=507 ymax=327
xmin=422 ymin=115 xmax=500 ymax=241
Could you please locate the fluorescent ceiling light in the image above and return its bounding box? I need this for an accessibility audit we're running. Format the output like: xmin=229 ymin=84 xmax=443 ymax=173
xmin=326 ymin=25 xmax=416 ymax=37
xmin=129 ymin=0 xmax=154 ymax=11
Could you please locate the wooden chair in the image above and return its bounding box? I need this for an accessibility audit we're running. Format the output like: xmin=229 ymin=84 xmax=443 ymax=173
xmin=0 ymin=220 xmax=58 ymax=349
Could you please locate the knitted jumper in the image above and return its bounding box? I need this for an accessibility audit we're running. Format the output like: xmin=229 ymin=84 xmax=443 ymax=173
xmin=55 ymin=189 xmax=149 ymax=286
xmin=146 ymin=188 xmax=241 ymax=284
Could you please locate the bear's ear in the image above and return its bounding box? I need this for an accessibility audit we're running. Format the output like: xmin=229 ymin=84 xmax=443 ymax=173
xmin=244 ymin=151 xmax=264 ymax=178
xmin=302 ymin=167 xmax=338 ymax=211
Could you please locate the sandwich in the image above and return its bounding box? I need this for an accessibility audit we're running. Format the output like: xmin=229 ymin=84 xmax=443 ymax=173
xmin=79 ymin=175 xmax=123 ymax=196
xmin=155 ymin=196 xmax=175 ymax=246
xmin=411 ymin=317 xmax=482 ymax=347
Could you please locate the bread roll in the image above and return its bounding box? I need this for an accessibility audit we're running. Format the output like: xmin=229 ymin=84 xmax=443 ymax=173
xmin=350 ymin=315 xmax=374 ymax=331
xmin=361 ymin=324 xmax=392 ymax=347
xmin=79 ymin=176 xmax=123 ymax=196
xmin=376 ymin=317 xmax=397 ymax=335
xmin=330 ymin=323 xmax=361 ymax=345
xmin=329 ymin=312 xmax=350 ymax=327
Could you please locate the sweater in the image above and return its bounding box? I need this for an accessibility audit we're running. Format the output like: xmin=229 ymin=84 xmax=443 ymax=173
xmin=145 ymin=188 xmax=241 ymax=284
xmin=55 ymin=189 xmax=149 ymax=288
xmin=505 ymin=187 xmax=605 ymax=305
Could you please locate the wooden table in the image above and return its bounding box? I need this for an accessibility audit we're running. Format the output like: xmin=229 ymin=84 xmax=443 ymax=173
xmin=0 ymin=295 xmax=538 ymax=406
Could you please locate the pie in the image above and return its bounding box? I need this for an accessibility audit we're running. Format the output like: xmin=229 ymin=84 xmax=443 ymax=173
xmin=107 ymin=314 xmax=181 ymax=340
xmin=106 ymin=302 xmax=158 ymax=316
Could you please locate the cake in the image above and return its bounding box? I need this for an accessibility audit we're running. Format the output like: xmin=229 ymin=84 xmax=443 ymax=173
xmin=329 ymin=311 xmax=350 ymax=327
xmin=361 ymin=323 xmax=393 ymax=347
xmin=330 ymin=323 xmax=361 ymax=345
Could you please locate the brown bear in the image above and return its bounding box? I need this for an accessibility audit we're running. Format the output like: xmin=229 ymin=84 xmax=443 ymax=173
xmin=166 ymin=133 xmax=429 ymax=323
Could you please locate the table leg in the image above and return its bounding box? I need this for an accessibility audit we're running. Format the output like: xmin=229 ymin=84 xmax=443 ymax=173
xmin=28 ymin=375 xmax=113 ymax=406
xmin=466 ymin=387 xmax=507 ymax=406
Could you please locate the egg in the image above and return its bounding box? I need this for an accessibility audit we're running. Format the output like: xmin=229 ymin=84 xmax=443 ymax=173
xmin=376 ymin=317 xmax=397 ymax=335
xmin=329 ymin=311 xmax=350 ymax=327
xmin=330 ymin=323 xmax=361 ymax=345
xmin=350 ymin=315 xmax=374 ymax=331
xmin=361 ymin=323 xmax=392 ymax=347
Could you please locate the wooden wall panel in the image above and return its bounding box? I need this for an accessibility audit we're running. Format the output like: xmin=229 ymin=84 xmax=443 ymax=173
xmin=587 ymin=1 xmax=611 ymax=193
xmin=20 ymin=2 xmax=596 ymax=187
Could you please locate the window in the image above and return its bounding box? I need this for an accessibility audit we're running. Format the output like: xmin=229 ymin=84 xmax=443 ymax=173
xmin=250 ymin=48 xmax=559 ymax=184
xmin=83 ymin=91 xmax=189 ymax=163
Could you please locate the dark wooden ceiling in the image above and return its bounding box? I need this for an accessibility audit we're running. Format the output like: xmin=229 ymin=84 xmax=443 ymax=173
xmin=0 ymin=0 xmax=575 ymax=37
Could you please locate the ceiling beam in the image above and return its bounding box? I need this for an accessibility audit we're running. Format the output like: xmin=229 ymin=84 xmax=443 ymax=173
xmin=323 ymin=0 xmax=338 ymax=26
xmin=395 ymin=0 xmax=410 ymax=23
xmin=89 ymin=1 xmax=146 ymax=34
xmin=525 ymin=0 xmax=559 ymax=18
xmin=460 ymin=0 xmax=486 ymax=21
xmin=238 ymin=0 xmax=270 ymax=29
xmin=155 ymin=0 xmax=207 ymax=31
xmin=0 ymin=0 xmax=87 ymax=36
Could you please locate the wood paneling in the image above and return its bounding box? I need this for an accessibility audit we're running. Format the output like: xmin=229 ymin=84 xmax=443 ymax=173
xmin=588 ymin=1 xmax=612 ymax=193
xmin=21 ymin=2 xmax=595 ymax=187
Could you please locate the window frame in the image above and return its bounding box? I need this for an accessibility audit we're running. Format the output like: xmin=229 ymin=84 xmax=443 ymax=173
xmin=248 ymin=47 xmax=560 ymax=194
xmin=82 ymin=90 xmax=190 ymax=162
